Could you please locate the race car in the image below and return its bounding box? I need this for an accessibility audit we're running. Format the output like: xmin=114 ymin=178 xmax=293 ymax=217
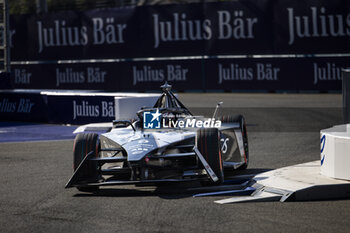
xmin=66 ymin=83 xmax=248 ymax=192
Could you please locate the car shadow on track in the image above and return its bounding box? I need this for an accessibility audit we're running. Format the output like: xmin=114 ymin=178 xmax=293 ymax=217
xmin=72 ymin=168 xmax=271 ymax=199
xmin=73 ymin=182 xmax=199 ymax=199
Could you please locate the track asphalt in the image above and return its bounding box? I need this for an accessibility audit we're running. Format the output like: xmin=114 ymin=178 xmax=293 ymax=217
xmin=0 ymin=93 xmax=349 ymax=233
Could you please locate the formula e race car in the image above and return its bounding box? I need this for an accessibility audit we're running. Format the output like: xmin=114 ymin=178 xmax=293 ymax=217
xmin=66 ymin=83 xmax=248 ymax=192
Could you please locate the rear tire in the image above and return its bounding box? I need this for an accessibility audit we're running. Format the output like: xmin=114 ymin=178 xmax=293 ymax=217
xmin=73 ymin=133 xmax=100 ymax=192
xmin=221 ymin=115 xmax=249 ymax=170
xmin=196 ymin=128 xmax=224 ymax=184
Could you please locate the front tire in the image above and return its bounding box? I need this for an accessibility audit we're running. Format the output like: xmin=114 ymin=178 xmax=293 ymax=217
xmin=73 ymin=133 xmax=100 ymax=192
xmin=196 ymin=128 xmax=224 ymax=184
xmin=221 ymin=115 xmax=249 ymax=170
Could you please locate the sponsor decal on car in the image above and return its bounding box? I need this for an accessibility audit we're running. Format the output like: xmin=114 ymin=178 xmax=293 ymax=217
xmin=320 ymin=135 xmax=326 ymax=166
xmin=220 ymin=137 xmax=229 ymax=154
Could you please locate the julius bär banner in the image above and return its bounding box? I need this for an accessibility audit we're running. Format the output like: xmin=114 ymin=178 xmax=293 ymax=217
xmin=11 ymin=60 xmax=202 ymax=91
xmin=204 ymin=57 xmax=346 ymax=91
xmin=0 ymin=92 xmax=48 ymax=121
xmin=8 ymin=0 xmax=350 ymax=61
xmin=12 ymin=56 xmax=346 ymax=91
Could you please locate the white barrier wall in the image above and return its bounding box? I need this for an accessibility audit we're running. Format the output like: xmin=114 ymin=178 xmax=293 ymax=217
xmin=114 ymin=95 xmax=159 ymax=120
xmin=320 ymin=124 xmax=350 ymax=180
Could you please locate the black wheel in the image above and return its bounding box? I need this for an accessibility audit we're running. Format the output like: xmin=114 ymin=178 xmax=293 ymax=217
xmin=196 ymin=128 xmax=224 ymax=184
xmin=73 ymin=133 xmax=100 ymax=192
xmin=221 ymin=115 xmax=249 ymax=170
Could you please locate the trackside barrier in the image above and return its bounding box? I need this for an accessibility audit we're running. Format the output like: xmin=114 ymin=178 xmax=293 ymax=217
xmin=0 ymin=90 xmax=159 ymax=124
xmin=9 ymin=1 xmax=349 ymax=91
xmin=320 ymin=124 xmax=350 ymax=180
xmin=215 ymin=161 xmax=350 ymax=204
xmin=0 ymin=90 xmax=48 ymax=122
xmin=343 ymin=69 xmax=350 ymax=124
